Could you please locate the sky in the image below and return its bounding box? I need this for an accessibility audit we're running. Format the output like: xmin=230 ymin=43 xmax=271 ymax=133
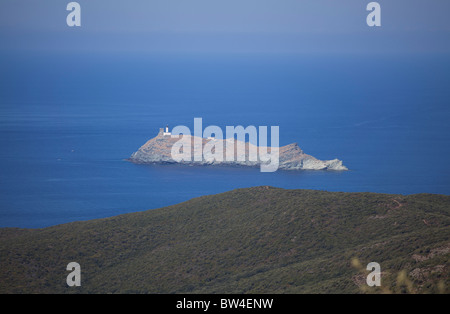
xmin=1 ymin=0 xmax=450 ymax=53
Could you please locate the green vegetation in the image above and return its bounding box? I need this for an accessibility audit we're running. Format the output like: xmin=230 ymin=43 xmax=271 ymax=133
xmin=0 ymin=186 xmax=448 ymax=293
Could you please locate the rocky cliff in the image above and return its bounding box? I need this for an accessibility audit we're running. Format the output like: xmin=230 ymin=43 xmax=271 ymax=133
xmin=128 ymin=129 xmax=348 ymax=171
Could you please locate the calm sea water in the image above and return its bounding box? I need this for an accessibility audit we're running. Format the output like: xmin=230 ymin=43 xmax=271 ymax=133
xmin=1 ymin=52 xmax=449 ymax=228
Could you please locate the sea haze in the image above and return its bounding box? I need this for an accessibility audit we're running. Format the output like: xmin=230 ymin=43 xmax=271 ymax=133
xmin=0 ymin=52 xmax=449 ymax=228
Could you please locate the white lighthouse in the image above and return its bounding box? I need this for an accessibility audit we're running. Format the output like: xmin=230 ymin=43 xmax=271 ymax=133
xmin=163 ymin=124 xmax=171 ymax=136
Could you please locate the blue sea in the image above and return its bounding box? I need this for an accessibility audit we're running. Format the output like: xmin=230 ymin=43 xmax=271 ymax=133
xmin=0 ymin=52 xmax=449 ymax=228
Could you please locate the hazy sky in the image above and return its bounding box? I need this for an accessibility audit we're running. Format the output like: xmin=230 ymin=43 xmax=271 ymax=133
xmin=1 ymin=0 xmax=450 ymax=53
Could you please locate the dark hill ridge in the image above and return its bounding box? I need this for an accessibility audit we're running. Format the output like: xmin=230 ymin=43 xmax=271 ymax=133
xmin=0 ymin=187 xmax=449 ymax=294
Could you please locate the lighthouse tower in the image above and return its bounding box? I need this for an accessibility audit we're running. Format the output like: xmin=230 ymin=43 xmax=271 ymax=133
xmin=163 ymin=124 xmax=171 ymax=136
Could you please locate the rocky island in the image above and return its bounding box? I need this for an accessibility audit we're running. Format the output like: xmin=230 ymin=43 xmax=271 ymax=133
xmin=128 ymin=127 xmax=348 ymax=171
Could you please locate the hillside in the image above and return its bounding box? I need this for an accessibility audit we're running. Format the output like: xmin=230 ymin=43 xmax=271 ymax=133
xmin=0 ymin=187 xmax=449 ymax=294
